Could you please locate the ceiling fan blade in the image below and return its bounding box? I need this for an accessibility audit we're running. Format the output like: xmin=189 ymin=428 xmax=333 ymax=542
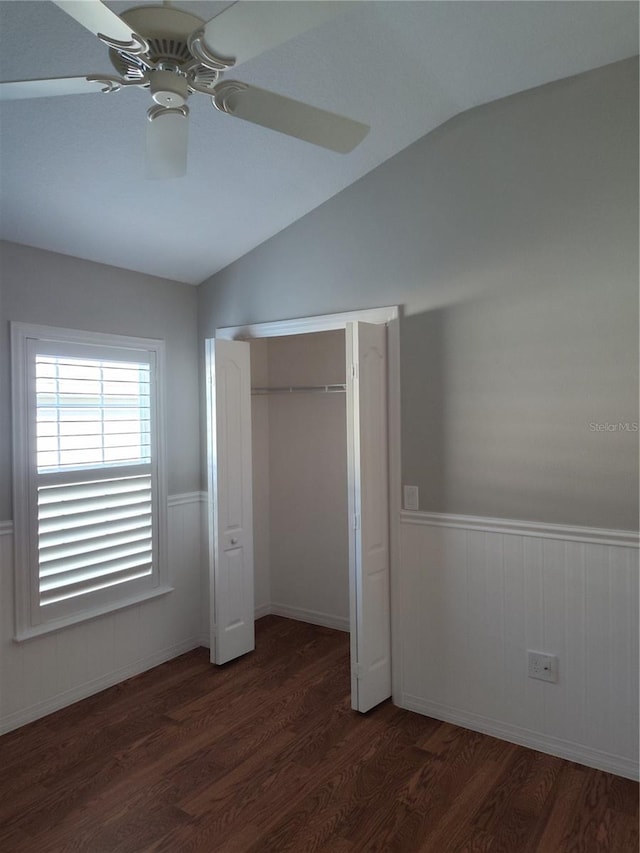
xmin=213 ymin=82 xmax=369 ymax=153
xmin=146 ymin=108 xmax=189 ymax=179
xmin=52 ymin=1 xmax=147 ymax=52
xmin=0 ymin=76 xmax=104 ymax=101
xmin=202 ymin=1 xmax=351 ymax=68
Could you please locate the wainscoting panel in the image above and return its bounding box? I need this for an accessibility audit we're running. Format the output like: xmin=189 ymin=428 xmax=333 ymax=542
xmin=398 ymin=513 xmax=639 ymax=780
xmin=0 ymin=494 xmax=204 ymax=734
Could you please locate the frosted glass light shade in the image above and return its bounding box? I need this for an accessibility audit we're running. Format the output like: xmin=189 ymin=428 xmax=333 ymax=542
xmin=146 ymin=109 xmax=188 ymax=179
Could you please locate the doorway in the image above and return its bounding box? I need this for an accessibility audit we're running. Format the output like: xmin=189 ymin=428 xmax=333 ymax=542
xmin=206 ymin=306 xmax=400 ymax=712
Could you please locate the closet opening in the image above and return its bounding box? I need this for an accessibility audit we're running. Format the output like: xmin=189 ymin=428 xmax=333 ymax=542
xmin=206 ymin=306 xmax=399 ymax=712
xmin=251 ymin=331 xmax=350 ymax=635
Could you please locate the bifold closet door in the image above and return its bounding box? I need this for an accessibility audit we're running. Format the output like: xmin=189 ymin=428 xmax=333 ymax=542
xmin=206 ymin=338 xmax=255 ymax=664
xmin=346 ymin=321 xmax=392 ymax=712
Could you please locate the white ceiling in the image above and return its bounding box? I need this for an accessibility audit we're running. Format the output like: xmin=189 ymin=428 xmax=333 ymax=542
xmin=0 ymin=1 xmax=637 ymax=285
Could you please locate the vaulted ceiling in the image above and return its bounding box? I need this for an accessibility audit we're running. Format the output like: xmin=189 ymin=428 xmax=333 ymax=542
xmin=0 ymin=1 xmax=637 ymax=284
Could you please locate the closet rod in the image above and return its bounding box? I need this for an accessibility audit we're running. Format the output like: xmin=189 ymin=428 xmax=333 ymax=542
xmin=251 ymin=384 xmax=346 ymax=396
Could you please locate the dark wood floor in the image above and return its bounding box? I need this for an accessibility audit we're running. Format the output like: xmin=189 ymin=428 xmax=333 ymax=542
xmin=1 ymin=616 xmax=637 ymax=852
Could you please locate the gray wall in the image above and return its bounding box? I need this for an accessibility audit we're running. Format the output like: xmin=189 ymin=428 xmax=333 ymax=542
xmin=0 ymin=242 xmax=200 ymax=520
xmin=266 ymin=332 xmax=349 ymax=623
xmin=199 ymin=58 xmax=639 ymax=530
xmin=251 ymin=331 xmax=349 ymax=622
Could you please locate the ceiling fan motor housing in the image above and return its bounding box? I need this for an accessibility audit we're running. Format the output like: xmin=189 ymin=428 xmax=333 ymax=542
xmin=109 ymin=6 xmax=220 ymax=93
xmin=150 ymin=70 xmax=188 ymax=107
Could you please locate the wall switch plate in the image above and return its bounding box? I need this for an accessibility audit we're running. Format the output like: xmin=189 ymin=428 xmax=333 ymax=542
xmin=528 ymin=651 xmax=558 ymax=683
xmin=403 ymin=485 xmax=419 ymax=511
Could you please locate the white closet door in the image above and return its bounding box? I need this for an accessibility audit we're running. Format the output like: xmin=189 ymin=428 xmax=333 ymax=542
xmin=346 ymin=322 xmax=391 ymax=712
xmin=206 ymin=338 xmax=255 ymax=664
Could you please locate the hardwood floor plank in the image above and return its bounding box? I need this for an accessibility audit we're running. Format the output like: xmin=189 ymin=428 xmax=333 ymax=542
xmin=164 ymin=705 xmax=392 ymax=851
xmin=0 ymin=616 xmax=637 ymax=853
xmin=242 ymin=708 xmax=421 ymax=852
xmin=454 ymin=831 xmax=496 ymax=853
xmin=533 ymin=763 xmax=590 ymax=852
xmin=355 ymin=727 xmax=511 ymax=853
xmin=466 ymin=748 xmax=566 ymax=851
xmin=561 ymin=770 xmax=629 ymax=852
xmin=411 ymin=738 xmax=515 ymax=852
xmin=34 ymin=630 xmax=347 ymax=847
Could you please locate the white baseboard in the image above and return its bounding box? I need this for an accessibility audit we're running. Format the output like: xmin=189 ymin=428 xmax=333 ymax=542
xmin=200 ymin=604 xmax=346 ymax=651
xmin=0 ymin=637 xmax=201 ymax=735
xmin=269 ymin=603 xmax=349 ymax=632
xmin=400 ymin=694 xmax=639 ymax=782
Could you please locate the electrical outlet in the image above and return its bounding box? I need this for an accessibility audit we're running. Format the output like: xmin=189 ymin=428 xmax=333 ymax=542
xmin=403 ymin=485 xmax=419 ymax=511
xmin=528 ymin=651 xmax=558 ymax=683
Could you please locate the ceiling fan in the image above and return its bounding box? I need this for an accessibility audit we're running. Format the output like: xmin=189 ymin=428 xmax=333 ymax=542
xmin=0 ymin=0 xmax=370 ymax=178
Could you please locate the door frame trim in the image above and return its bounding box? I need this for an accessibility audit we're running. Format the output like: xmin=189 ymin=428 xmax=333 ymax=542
xmin=214 ymin=305 xmax=402 ymax=703
xmin=215 ymin=306 xmax=398 ymax=341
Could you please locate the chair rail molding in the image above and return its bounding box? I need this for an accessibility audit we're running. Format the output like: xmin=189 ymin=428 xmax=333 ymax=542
xmin=400 ymin=510 xmax=639 ymax=548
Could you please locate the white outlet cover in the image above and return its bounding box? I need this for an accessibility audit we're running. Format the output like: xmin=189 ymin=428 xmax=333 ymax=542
xmin=403 ymin=485 xmax=419 ymax=511
xmin=528 ymin=651 xmax=558 ymax=683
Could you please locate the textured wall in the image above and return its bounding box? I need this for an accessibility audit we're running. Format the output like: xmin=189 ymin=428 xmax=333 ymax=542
xmin=198 ymin=58 xmax=639 ymax=530
xmin=0 ymin=242 xmax=201 ymax=520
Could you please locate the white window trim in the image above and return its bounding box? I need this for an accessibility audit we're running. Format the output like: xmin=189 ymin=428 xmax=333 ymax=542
xmin=11 ymin=322 xmax=171 ymax=641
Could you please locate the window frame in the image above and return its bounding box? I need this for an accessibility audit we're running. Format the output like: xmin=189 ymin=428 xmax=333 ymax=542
xmin=11 ymin=323 xmax=170 ymax=640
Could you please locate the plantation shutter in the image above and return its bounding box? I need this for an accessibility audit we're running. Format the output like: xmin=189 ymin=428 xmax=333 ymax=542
xmin=37 ymin=474 xmax=153 ymax=605
xmin=26 ymin=338 xmax=162 ymax=625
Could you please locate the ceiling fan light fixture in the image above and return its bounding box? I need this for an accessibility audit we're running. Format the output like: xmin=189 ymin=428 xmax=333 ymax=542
xmin=146 ymin=105 xmax=189 ymax=180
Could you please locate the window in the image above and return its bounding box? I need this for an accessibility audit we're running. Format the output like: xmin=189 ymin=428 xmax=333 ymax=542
xmin=11 ymin=324 xmax=169 ymax=639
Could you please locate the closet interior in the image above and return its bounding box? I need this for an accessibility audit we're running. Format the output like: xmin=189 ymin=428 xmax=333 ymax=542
xmin=250 ymin=330 xmax=350 ymax=633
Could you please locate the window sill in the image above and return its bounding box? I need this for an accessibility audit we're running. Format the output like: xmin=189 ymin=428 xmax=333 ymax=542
xmin=13 ymin=584 xmax=175 ymax=642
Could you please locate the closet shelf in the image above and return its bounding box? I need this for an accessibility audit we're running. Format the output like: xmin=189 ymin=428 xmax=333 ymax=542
xmin=251 ymin=384 xmax=346 ymax=396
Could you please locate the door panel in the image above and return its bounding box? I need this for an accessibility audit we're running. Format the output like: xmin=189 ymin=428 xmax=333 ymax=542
xmin=206 ymin=338 xmax=255 ymax=664
xmin=346 ymin=322 xmax=391 ymax=711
